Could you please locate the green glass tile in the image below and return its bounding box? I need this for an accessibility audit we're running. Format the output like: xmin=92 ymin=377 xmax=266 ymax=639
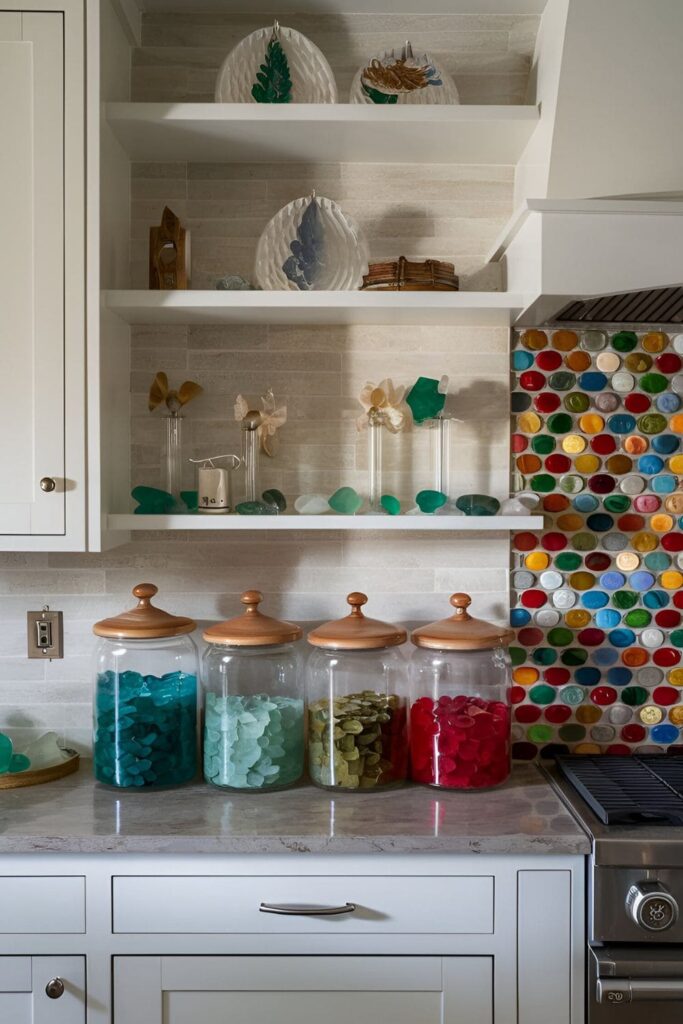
xmin=532 ymin=647 xmax=558 ymax=666
xmin=612 ymin=331 xmax=638 ymax=353
xmin=564 ymin=391 xmax=590 ymax=413
xmin=670 ymin=629 xmax=683 ymax=648
xmin=548 ymin=627 xmax=573 ymax=647
xmin=612 ymin=590 xmax=639 ymax=610
xmin=555 ymin=552 xmax=582 ymax=571
xmin=531 ymin=434 xmax=556 ymax=455
xmin=509 ymin=647 xmax=526 ymax=666
xmin=549 ymin=371 xmax=576 ymax=391
xmin=638 ymin=412 xmax=668 ymax=434
xmin=561 ymin=648 xmax=588 ymax=666
xmin=527 ymin=724 xmax=554 ymax=743
xmin=559 ymin=723 xmax=587 ymax=742
xmin=603 ymin=494 xmax=631 ymax=513
xmin=529 ymin=683 xmax=556 ymax=705
xmin=547 ymin=412 xmax=573 ymax=434
xmin=560 ymin=685 xmax=585 ymax=706
xmin=640 ymin=373 xmax=669 ymax=395
xmin=572 ymin=532 xmax=598 ymax=551
xmin=624 ymin=609 xmax=652 ymax=628
xmin=530 ymin=473 xmax=556 ymax=493
xmin=621 ymin=686 xmax=648 ymax=706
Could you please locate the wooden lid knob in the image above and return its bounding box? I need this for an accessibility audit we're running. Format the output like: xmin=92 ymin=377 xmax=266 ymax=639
xmin=241 ymin=590 xmax=263 ymax=612
xmin=347 ymin=592 xmax=368 ymax=616
xmin=450 ymin=593 xmax=472 ymax=619
xmin=133 ymin=583 xmax=158 ymax=604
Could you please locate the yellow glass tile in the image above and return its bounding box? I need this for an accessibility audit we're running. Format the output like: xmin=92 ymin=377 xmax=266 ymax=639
xmin=574 ymin=742 xmax=602 ymax=754
xmin=576 ymin=706 xmax=602 ymax=725
xmin=552 ymin=329 xmax=579 ymax=351
xmin=575 ymin=454 xmax=601 ymax=474
xmin=562 ymin=433 xmax=586 ymax=454
xmin=525 ymin=552 xmax=550 ymax=571
xmin=569 ymin=571 xmax=596 ymax=591
xmin=669 ymin=668 xmax=683 ymax=687
xmin=625 ymin=352 xmax=652 ymax=373
xmin=517 ymin=454 xmax=542 ymax=474
xmin=513 ymin=667 xmax=539 ymax=686
xmin=518 ymin=411 xmax=542 ymax=434
xmin=664 ymin=493 xmax=683 ymax=515
xmin=565 ymin=351 xmax=591 ymax=372
xmin=557 ymin=513 xmax=584 ymax=532
xmin=642 ymin=330 xmax=669 ymax=353
xmin=650 ymin=514 xmax=674 ymax=533
xmin=670 ymin=413 xmax=683 ymax=434
xmin=631 ymin=531 xmax=658 ymax=553
xmin=640 ymin=705 xmax=663 ymax=725
xmin=668 ymin=454 xmax=683 ymax=474
xmin=578 ymin=413 xmax=604 ymax=434
xmin=624 ymin=435 xmax=649 ymax=455
xmin=661 ymin=570 xmax=683 ymax=590
xmin=521 ymin=329 xmax=547 ymax=350
xmin=565 ymin=609 xmax=591 ymax=628
xmin=669 ymin=706 xmax=683 ymax=725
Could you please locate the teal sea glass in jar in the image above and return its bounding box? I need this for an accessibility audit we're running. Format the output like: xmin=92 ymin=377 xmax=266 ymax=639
xmin=92 ymin=583 xmax=198 ymax=788
xmin=202 ymin=591 xmax=304 ymax=791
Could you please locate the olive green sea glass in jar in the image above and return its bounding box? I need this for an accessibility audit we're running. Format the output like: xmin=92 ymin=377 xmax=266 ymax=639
xmin=306 ymin=593 xmax=408 ymax=791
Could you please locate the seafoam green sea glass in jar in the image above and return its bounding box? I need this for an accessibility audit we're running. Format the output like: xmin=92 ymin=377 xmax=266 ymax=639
xmin=306 ymin=593 xmax=408 ymax=791
xmin=92 ymin=584 xmax=198 ymax=788
xmin=202 ymin=591 xmax=304 ymax=791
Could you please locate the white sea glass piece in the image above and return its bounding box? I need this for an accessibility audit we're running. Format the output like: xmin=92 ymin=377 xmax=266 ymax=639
xmin=295 ymin=493 xmax=330 ymax=515
xmin=499 ymin=497 xmax=532 ymax=516
xmin=22 ymin=731 xmax=70 ymax=770
xmin=215 ymin=24 xmax=337 ymax=104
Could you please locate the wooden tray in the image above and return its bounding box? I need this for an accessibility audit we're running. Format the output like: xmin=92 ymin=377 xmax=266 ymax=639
xmin=0 ymin=750 xmax=79 ymax=790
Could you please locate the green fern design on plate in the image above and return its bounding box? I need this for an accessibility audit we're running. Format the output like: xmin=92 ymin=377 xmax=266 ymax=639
xmin=252 ymin=37 xmax=292 ymax=103
xmin=361 ymin=81 xmax=398 ymax=104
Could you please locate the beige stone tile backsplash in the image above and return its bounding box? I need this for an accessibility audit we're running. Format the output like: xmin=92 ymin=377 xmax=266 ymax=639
xmin=0 ymin=11 xmax=535 ymax=752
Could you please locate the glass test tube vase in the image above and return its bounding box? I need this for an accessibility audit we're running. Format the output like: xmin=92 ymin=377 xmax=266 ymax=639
xmin=241 ymin=410 xmax=262 ymax=503
xmin=162 ymin=411 xmax=184 ymax=509
xmin=367 ymin=414 xmax=385 ymax=514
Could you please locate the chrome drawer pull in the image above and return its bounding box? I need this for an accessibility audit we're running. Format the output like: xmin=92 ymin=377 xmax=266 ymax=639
xmin=597 ymin=978 xmax=683 ymax=1003
xmin=259 ymin=902 xmax=357 ymax=916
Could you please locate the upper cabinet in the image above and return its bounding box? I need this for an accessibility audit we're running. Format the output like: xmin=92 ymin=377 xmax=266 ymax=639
xmin=0 ymin=3 xmax=86 ymax=551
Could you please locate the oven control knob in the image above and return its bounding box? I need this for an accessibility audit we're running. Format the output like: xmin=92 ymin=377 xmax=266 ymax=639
xmin=626 ymin=882 xmax=679 ymax=931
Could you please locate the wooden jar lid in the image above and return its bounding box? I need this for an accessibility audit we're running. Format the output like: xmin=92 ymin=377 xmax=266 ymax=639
xmin=411 ymin=593 xmax=515 ymax=651
xmin=307 ymin=592 xmax=407 ymax=651
xmin=93 ymin=583 xmax=196 ymax=640
xmin=202 ymin=590 xmax=303 ymax=647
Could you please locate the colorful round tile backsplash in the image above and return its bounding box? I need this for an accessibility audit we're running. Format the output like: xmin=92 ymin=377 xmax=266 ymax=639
xmin=512 ymin=327 xmax=683 ymax=760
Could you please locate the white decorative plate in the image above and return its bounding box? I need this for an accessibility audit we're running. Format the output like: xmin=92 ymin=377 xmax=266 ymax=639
xmin=215 ymin=22 xmax=338 ymax=104
xmin=350 ymin=42 xmax=459 ymax=105
xmin=254 ymin=195 xmax=369 ymax=292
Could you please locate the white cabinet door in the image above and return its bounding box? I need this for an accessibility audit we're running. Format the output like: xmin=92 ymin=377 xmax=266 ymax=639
xmin=0 ymin=6 xmax=85 ymax=546
xmin=0 ymin=956 xmax=85 ymax=1023
xmin=114 ymin=955 xmax=492 ymax=1024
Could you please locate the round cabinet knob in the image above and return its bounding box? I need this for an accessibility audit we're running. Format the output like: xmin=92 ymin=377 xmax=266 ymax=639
xmin=45 ymin=977 xmax=65 ymax=999
xmin=626 ymin=882 xmax=679 ymax=931
xmin=40 ymin=477 xmax=56 ymax=492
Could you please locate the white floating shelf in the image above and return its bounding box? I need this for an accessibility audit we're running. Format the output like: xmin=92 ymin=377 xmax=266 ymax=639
xmin=104 ymin=290 xmax=527 ymax=326
xmin=106 ymin=103 xmax=539 ymax=165
xmin=108 ymin=514 xmax=543 ymax=532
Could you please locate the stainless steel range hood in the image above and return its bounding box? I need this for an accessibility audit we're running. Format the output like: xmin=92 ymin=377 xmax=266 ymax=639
xmin=554 ymin=286 xmax=683 ymax=326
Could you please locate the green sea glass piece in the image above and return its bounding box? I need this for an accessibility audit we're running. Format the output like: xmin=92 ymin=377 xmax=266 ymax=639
xmin=131 ymin=486 xmax=175 ymax=515
xmin=181 ymin=490 xmax=198 ymax=511
xmin=380 ymin=494 xmax=401 ymax=515
xmin=328 ymin=487 xmax=363 ymax=515
xmin=262 ymin=488 xmax=287 ymax=512
xmin=235 ymin=501 xmax=277 ymax=515
xmin=8 ymin=753 xmax=30 ymax=773
xmin=406 ymin=377 xmax=445 ymax=424
xmin=455 ymin=493 xmax=501 ymax=516
xmin=0 ymin=732 xmax=12 ymax=773
xmin=416 ymin=490 xmax=447 ymax=514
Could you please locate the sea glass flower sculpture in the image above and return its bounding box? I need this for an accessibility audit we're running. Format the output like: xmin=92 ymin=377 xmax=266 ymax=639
xmin=356 ymin=378 xmax=411 ymax=433
xmin=235 ymin=388 xmax=287 ymax=456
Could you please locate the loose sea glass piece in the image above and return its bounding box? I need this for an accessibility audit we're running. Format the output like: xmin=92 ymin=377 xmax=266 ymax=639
xmin=295 ymin=493 xmax=329 ymax=514
xmin=416 ymin=489 xmax=447 ymax=513
xmin=22 ymin=732 xmax=70 ymax=771
xmin=328 ymin=487 xmax=363 ymax=514
xmin=405 ymin=376 xmax=445 ymax=423
xmin=455 ymin=493 xmax=500 ymax=516
xmin=499 ymin=497 xmax=532 ymax=516
xmin=8 ymin=753 xmax=30 ymax=773
xmin=235 ymin=500 xmax=277 ymax=515
xmin=262 ymin=488 xmax=286 ymax=512
xmin=380 ymin=494 xmax=401 ymax=515
xmin=131 ymin=485 xmax=176 ymax=515
xmin=0 ymin=732 xmax=12 ymax=773
xmin=180 ymin=490 xmax=198 ymax=511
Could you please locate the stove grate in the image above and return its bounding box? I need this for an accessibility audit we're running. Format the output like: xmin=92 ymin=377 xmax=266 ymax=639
xmin=556 ymin=755 xmax=683 ymax=825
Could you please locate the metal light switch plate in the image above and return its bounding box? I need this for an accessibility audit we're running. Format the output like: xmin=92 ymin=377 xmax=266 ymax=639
xmin=27 ymin=608 xmax=64 ymax=659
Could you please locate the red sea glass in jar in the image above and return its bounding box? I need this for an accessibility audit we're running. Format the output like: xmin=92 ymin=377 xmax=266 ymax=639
xmin=409 ymin=593 xmax=513 ymax=790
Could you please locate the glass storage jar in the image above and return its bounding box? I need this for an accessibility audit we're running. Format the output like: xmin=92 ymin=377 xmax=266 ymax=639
xmin=409 ymin=592 xmax=513 ymax=790
xmin=202 ymin=591 xmax=304 ymax=791
xmin=92 ymin=583 xmax=198 ymax=788
xmin=306 ymin=592 xmax=408 ymax=791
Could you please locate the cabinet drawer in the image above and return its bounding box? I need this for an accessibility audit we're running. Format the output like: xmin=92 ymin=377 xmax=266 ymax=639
xmin=113 ymin=874 xmax=493 ymax=934
xmin=0 ymin=876 xmax=85 ymax=934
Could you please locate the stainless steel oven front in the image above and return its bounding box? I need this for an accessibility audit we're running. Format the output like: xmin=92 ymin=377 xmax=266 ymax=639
xmin=591 ymin=946 xmax=683 ymax=1022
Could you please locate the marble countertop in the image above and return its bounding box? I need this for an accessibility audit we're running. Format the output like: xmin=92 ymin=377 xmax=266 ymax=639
xmin=0 ymin=764 xmax=589 ymax=855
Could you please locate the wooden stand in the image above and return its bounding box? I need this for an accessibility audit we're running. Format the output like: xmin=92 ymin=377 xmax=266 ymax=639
xmin=149 ymin=206 xmax=190 ymax=289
